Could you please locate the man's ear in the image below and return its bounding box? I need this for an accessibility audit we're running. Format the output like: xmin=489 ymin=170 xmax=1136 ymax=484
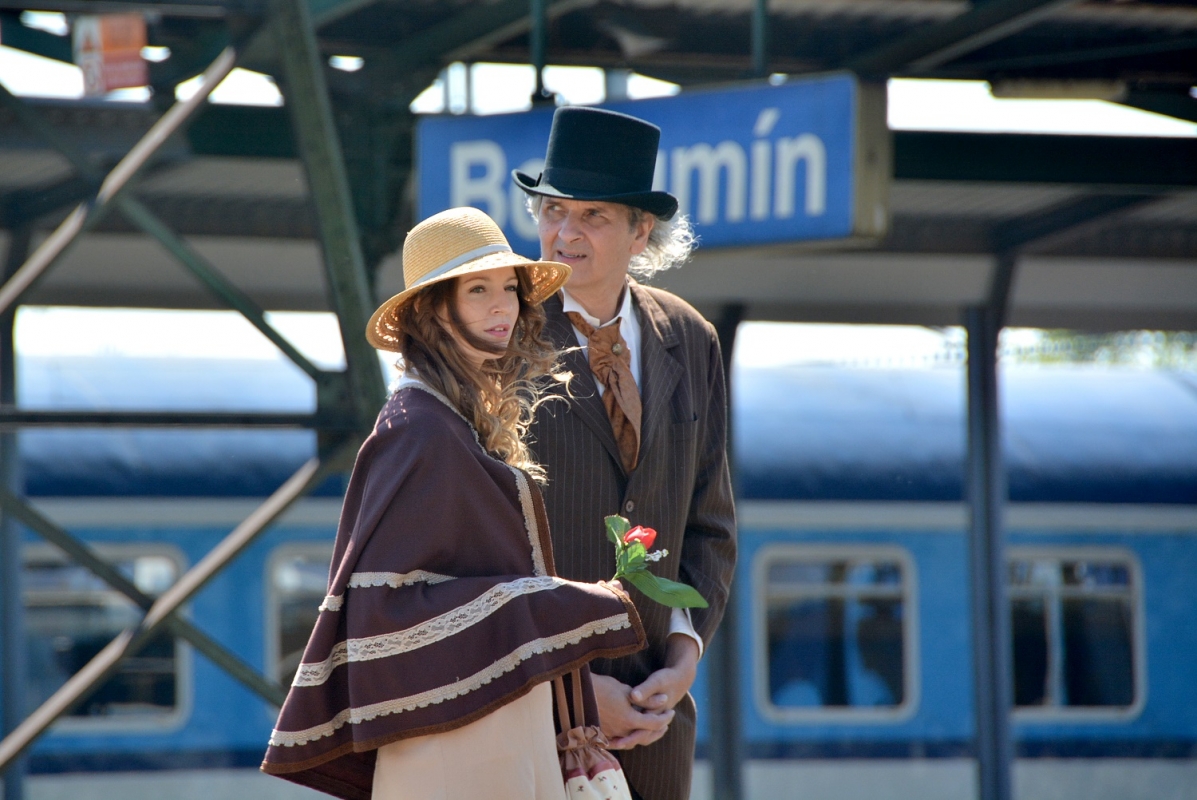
xmin=630 ymin=214 xmax=655 ymax=256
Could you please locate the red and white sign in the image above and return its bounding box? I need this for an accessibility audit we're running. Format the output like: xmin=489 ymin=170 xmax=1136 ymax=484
xmin=73 ymin=14 xmax=148 ymax=97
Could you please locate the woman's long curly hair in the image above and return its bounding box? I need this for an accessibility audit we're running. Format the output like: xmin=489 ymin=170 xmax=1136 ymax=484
xmin=390 ymin=269 xmax=563 ymax=482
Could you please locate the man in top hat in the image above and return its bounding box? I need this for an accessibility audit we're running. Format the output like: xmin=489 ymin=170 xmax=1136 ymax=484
xmin=514 ymin=106 xmax=736 ymax=800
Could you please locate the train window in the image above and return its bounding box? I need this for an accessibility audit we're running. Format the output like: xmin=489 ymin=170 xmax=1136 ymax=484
xmin=266 ymin=546 xmax=332 ymax=687
xmin=24 ymin=546 xmax=188 ymax=730
xmin=1008 ymin=550 xmax=1143 ymax=717
xmin=754 ymin=545 xmax=917 ymax=722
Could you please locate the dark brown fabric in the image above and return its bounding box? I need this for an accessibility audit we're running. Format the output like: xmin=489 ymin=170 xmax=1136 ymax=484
xmin=261 ymin=384 xmax=646 ymax=799
xmin=565 ymin=310 xmax=642 ymax=472
xmin=530 ymin=284 xmax=738 ymax=800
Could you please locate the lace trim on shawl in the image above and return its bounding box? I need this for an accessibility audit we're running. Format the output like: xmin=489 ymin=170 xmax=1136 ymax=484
xmin=318 ymin=570 xmax=456 ymax=613
xmin=269 ymin=614 xmax=631 ymax=747
xmin=395 ymin=376 xmax=548 ymax=578
xmin=293 ymin=575 xmax=567 ymax=688
xmin=508 ymin=468 xmax=547 ymax=577
xmin=395 ymin=375 xmax=484 ymax=450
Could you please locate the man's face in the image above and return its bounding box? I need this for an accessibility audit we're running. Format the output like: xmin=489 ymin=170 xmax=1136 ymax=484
xmin=537 ymin=198 xmax=653 ymax=297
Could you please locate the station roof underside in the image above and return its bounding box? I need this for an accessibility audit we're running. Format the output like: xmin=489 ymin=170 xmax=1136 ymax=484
xmin=0 ymin=0 xmax=1194 ymax=331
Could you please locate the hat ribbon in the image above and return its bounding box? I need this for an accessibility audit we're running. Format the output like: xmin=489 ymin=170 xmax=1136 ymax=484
xmin=410 ymin=243 xmax=512 ymax=290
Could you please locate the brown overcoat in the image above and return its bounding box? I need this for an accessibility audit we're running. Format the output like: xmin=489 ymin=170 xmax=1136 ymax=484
xmin=529 ymin=283 xmax=738 ymax=800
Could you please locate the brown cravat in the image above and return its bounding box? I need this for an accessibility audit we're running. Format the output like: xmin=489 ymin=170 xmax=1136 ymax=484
xmin=566 ymin=311 xmax=642 ymax=472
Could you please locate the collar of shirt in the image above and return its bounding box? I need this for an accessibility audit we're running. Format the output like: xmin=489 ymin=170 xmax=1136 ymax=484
xmin=560 ymin=284 xmax=641 ymax=392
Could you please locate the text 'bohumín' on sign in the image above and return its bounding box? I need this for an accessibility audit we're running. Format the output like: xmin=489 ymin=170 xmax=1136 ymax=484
xmin=416 ymin=72 xmax=889 ymax=256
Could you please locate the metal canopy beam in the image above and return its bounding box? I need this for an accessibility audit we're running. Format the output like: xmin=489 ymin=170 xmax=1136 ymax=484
xmin=937 ymin=35 xmax=1197 ymax=75
xmin=271 ymin=0 xmax=385 ymax=425
xmin=0 ymin=488 xmax=287 ymax=707
xmin=894 ymin=132 xmax=1197 ymax=188
xmin=1120 ymin=89 xmax=1197 ymax=125
xmin=990 ymin=193 xmax=1160 ymax=253
xmin=0 ymin=451 xmax=351 ymax=770
xmin=0 ymin=57 xmax=342 ymax=392
xmin=0 ymin=439 xmax=359 ymax=772
xmin=848 ymin=0 xmax=1081 ymax=76
xmin=0 ymin=409 xmax=353 ymax=429
xmin=394 ymin=0 xmax=596 ymax=73
xmin=0 ymin=48 xmax=238 ymax=316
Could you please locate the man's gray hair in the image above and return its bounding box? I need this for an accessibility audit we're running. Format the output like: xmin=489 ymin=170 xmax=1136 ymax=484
xmin=525 ymin=195 xmax=697 ymax=281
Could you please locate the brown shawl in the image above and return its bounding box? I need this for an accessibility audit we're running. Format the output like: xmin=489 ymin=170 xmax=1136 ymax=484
xmin=261 ymin=381 xmax=646 ymax=799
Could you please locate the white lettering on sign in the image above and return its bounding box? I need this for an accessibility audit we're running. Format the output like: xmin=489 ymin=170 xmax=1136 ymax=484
xmin=450 ymin=140 xmax=508 ymax=225
xmin=774 ymin=134 xmax=826 ymax=217
xmin=671 ymin=142 xmax=747 ymax=224
xmin=663 ymin=107 xmax=826 ymax=224
xmin=444 ymin=105 xmax=828 ymax=234
xmin=751 ymin=108 xmax=780 ymax=220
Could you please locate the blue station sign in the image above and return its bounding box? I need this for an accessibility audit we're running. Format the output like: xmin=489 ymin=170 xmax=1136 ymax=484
xmin=416 ymin=72 xmax=889 ymax=256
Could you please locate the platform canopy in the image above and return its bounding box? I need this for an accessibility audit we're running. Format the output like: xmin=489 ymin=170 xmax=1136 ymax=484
xmin=0 ymin=0 xmax=1195 ymax=329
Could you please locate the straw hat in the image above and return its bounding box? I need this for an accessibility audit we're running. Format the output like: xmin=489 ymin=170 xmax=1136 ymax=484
xmin=366 ymin=207 xmax=570 ymax=352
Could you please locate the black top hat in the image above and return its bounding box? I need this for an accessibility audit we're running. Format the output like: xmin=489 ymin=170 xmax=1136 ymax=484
xmin=513 ymin=106 xmax=678 ymax=219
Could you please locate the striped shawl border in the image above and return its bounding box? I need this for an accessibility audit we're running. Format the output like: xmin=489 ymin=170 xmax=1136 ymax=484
xmin=269 ymin=613 xmax=632 ymax=748
xmin=294 ymin=575 xmax=568 ymax=687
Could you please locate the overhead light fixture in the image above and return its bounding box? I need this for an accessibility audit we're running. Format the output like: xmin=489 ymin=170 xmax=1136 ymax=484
xmin=141 ymin=46 xmax=171 ymax=62
xmin=329 ymin=55 xmax=364 ymax=72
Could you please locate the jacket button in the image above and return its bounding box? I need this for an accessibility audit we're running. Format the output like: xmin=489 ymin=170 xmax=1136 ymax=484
xmin=624 ymin=500 xmax=635 ymax=513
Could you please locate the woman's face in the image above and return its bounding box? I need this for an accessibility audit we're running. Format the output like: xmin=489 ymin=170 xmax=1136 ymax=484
xmin=443 ymin=266 xmax=520 ymax=367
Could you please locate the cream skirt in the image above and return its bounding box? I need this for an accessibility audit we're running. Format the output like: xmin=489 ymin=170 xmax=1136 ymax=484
xmin=372 ymin=681 xmax=566 ymax=800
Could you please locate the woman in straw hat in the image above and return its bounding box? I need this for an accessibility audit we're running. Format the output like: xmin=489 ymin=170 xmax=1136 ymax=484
xmin=261 ymin=207 xmax=646 ymax=799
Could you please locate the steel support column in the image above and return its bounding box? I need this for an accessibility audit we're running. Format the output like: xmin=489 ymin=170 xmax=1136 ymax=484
xmin=271 ymin=0 xmax=386 ymax=424
xmin=0 ymin=439 xmax=359 ymax=772
xmin=0 ymin=225 xmax=30 ymax=800
xmin=964 ymin=251 xmax=1017 ymax=800
xmin=751 ymin=0 xmax=768 ymax=78
xmin=709 ymin=303 xmax=745 ymax=800
xmin=531 ymin=0 xmax=549 ymax=100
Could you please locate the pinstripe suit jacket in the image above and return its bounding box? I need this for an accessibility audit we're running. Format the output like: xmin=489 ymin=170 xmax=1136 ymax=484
xmin=529 ymin=283 xmax=737 ymax=800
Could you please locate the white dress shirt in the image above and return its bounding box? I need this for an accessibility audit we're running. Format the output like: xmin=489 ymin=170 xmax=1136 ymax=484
xmin=561 ymin=284 xmax=703 ymax=658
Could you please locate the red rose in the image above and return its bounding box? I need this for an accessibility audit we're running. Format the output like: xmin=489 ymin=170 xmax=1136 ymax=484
xmin=622 ymin=525 xmax=657 ymax=550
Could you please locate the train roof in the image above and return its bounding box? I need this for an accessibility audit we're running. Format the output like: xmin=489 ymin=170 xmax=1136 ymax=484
xmin=14 ymin=355 xmax=1197 ymax=503
xmin=735 ymin=363 xmax=1197 ymax=504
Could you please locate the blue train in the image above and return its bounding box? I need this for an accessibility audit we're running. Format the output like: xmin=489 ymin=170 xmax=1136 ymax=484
xmin=8 ymin=352 xmax=1197 ymax=800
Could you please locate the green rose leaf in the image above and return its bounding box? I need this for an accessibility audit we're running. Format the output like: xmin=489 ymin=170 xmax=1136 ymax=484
xmin=605 ymin=515 xmax=630 ymax=547
xmin=625 ymin=542 xmax=648 ymax=567
xmin=623 ymin=569 xmax=709 ymax=609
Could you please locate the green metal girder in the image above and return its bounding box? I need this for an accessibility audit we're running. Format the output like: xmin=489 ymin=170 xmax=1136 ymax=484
xmin=0 ymin=440 xmax=360 ymax=773
xmin=990 ymin=193 xmax=1160 ymax=253
xmin=848 ymin=0 xmax=1081 ymax=76
xmin=893 ymin=132 xmax=1197 ymax=188
xmin=1120 ymin=89 xmax=1197 ymax=125
xmin=0 ymin=488 xmax=288 ymax=708
xmin=270 ymin=0 xmax=385 ymax=426
xmin=0 ymin=11 xmax=72 ymax=63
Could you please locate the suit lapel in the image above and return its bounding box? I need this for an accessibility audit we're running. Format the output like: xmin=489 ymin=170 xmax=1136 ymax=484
xmin=632 ymin=284 xmax=683 ymax=463
xmin=542 ymin=295 xmax=626 ymax=472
